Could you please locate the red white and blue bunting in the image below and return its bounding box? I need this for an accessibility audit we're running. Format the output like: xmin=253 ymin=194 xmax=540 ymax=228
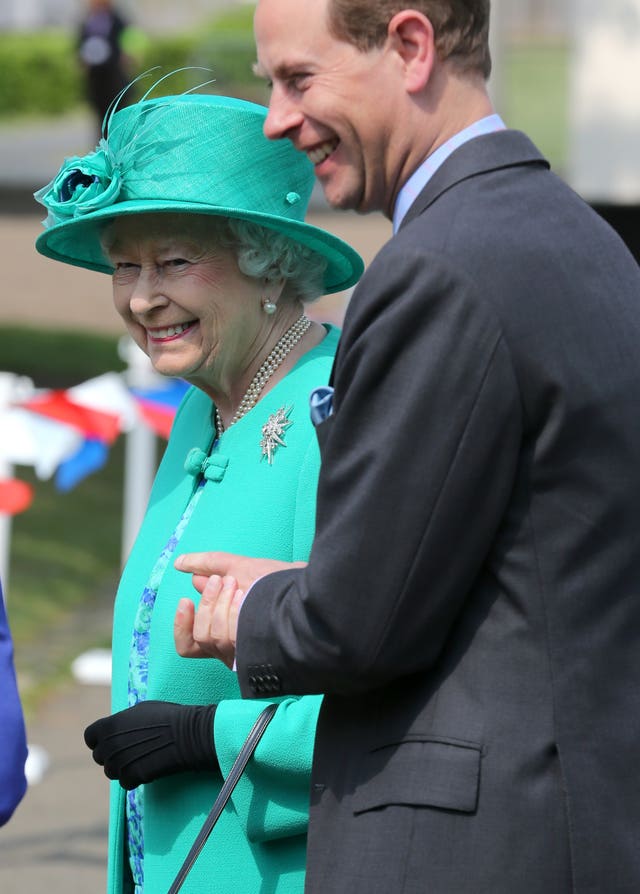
xmin=0 ymin=371 xmax=188 ymax=513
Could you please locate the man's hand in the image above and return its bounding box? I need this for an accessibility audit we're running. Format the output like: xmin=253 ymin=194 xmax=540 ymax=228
xmin=173 ymin=554 xmax=307 ymax=667
xmin=84 ymin=701 xmax=217 ymax=790
xmin=174 ymin=551 xmax=306 ymax=595
xmin=174 ymin=575 xmax=243 ymax=668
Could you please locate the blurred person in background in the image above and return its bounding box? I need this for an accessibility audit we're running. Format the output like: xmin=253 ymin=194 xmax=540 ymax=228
xmin=77 ymin=0 xmax=134 ymax=136
xmin=0 ymin=582 xmax=28 ymax=826
xmin=34 ymin=88 xmax=363 ymax=893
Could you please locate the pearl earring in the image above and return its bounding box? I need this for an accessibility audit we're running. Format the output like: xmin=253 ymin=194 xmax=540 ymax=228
xmin=261 ymin=297 xmax=277 ymax=315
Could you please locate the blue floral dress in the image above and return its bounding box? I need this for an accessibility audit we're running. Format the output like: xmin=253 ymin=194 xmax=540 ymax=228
xmin=125 ymin=479 xmax=206 ymax=893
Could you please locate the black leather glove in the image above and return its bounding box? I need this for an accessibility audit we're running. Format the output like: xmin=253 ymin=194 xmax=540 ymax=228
xmin=84 ymin=700 xmax=217 ymax=790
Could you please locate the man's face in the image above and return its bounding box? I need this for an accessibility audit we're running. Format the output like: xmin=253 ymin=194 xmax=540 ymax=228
xmin=254 ymin=0 xmax=407 ymax=216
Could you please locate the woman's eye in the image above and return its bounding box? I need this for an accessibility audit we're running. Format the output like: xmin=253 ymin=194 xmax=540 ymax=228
xmin=164 ymin=258 xmax=191 ymax=269
xmin=113 ymin=262 xmax=139 ymax=279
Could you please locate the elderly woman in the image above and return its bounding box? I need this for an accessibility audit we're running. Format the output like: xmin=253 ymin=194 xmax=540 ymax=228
xmin=35 ymin=91 xmax=363 ymax=894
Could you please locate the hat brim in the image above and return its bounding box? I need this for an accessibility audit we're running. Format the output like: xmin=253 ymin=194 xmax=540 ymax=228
xmin=35 ymin=200 xmax=364 ymax=295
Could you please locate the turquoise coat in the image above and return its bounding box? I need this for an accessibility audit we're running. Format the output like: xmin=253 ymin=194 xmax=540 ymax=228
xmin=107 ymin=326 xmax=339 ymax=894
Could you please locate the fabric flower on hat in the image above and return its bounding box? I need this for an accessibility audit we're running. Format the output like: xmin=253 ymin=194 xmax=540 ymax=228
xmin=35 ymin=147 xmax=122 ymax=225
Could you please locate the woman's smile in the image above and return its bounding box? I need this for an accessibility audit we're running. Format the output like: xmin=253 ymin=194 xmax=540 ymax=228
xmin=146 ymin=320 xmax=198 ymax=343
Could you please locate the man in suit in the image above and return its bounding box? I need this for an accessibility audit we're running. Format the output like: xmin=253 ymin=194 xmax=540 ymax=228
xmin=175 ymin=1 xmax=640 ymax=890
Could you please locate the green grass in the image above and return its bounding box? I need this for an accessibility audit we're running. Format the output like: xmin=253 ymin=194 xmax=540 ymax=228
xmin=503 ymin=39 xmax=570 ymax=175
xmin=8 ymin=441 xmax=123 ymax=645
xmin=0 ymin=324 xmax=125 ymax=389
xmin=205 ymin=3 xmax=256 ymax=31
xmin=1 ymin=326 xmax=127 ymax=711
xmin=8 ymin=445 xmax=123 ymax=714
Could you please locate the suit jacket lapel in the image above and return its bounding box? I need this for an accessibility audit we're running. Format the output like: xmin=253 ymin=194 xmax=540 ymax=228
xmin=400 ymin=130 xmax=550 ymax=231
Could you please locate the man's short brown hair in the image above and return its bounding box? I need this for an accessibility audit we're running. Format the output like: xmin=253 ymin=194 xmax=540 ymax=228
xmin=328 ymin=0 xmax=492 ymax=79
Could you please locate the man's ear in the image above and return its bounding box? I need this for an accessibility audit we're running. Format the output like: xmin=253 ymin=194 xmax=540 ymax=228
xmin=387 ymin=10 xmax=436 ymax=93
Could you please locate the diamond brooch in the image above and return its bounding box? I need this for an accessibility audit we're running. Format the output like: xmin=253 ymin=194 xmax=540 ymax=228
xmin=260 ymin=405 xmax=294 ymax=464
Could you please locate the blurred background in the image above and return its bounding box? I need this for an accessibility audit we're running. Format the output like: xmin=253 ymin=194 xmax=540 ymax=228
xmin=0 ymin=1 xmax=638 ymax=888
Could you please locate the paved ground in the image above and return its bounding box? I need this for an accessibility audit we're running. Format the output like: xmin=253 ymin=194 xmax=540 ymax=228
xmin=0 ymin=678 xmax=111 ymax=893
xmin=0 ymin=112 xmax=391 ymax=891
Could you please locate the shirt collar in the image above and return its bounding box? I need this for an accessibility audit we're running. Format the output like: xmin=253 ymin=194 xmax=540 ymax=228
xmin=392 ymin=114 xmax=506 ymax=233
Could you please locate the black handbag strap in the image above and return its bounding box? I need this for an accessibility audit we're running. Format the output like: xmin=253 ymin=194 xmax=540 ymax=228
xmin=167 ymin=702 xmax=278 ymax=894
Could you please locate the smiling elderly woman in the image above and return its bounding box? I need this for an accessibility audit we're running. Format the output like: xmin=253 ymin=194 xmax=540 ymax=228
xmin=34 ymin=91 xmax=363 ymax=894
xmin=102 ymin=212 xmax=330 ymax=425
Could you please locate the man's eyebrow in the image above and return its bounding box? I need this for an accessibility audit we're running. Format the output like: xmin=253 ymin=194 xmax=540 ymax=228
xmin=252 ymin=60 xmax=306 ymax=82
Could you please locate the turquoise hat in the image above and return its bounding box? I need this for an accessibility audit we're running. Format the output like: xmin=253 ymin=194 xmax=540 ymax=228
xmin=34 ymin=93 xmax=364 ymax=294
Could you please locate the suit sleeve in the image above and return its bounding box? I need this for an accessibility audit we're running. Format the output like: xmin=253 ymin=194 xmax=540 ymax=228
xmin=236 ymin=243 xmax=523 ymax=695
xmin=0 ymin=589 xmax=28 ymax=825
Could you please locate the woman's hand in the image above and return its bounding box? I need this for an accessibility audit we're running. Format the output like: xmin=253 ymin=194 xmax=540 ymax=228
xmin=173 ymin=553 xmax=307 ymax=668
xmin=174 ymin=575 xmax=243 ymax=668
xmin=84 ymin=701 xmax=217 ymax=790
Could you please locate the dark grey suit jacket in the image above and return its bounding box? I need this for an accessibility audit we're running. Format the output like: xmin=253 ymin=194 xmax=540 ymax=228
xmin=236 ymin=131 xmax=640 ymax=893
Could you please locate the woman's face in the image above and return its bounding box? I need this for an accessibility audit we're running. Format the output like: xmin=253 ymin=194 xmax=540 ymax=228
xmin=106 ymin=214 xmax=276 ymax=395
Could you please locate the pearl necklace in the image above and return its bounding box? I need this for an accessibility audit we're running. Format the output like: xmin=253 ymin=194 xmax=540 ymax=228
xmin=214 ymin=314 xmax=311 ymax=435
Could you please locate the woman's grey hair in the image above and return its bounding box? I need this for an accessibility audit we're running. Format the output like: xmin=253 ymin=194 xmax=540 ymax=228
xmin=219 ymin=218 xmax=328 ymax=304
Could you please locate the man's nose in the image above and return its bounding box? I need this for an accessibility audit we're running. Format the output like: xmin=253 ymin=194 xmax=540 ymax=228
xmin=263 ymin=87 xmax=304 ymax=141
